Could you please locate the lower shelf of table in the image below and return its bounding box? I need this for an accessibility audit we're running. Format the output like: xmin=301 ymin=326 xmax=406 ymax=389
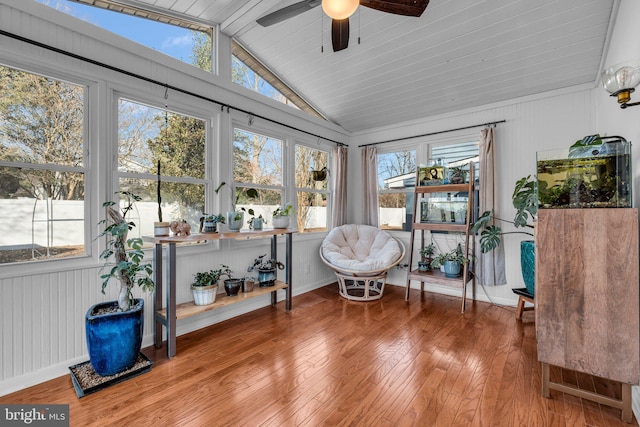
xmin=407 ymin=269 xmax=474 ymax=287
xmin=156 ymin=280 xmax=288 ymax=321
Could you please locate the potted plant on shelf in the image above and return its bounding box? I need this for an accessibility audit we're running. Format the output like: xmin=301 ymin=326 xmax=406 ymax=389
xmin=248 ymin=254 xmax=285 ymax=287
xmin=215 ymin=182 xmax=258 ymax=231
xmin=200 ymin=213 xmax=225 ymax=233
xmin=220 ymin=264 xmax=244 ymax=296
xmin=191 ymin=266 xmax=230 ymax=305
xmin=154 ymin=160 xmax=170 ymax=236
xmin=272 ymin=203 xmax=293 ymax=229
xmin=87 ymin=191 xmax=154 ymax=376
xmin=418 ymin=243 xmax=436 ymax=271
xmin=245 ymin=211 xmax=266 ymax=230
xmin=470 ymin=175 xmax=536 ymax=294
xmin=431 ymin=244 xmax=471 ymax=278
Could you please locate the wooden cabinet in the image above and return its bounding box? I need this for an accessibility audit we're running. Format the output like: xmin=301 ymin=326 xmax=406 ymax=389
xmin=144 ymin=229 xmax=294 ymax=358
xmin=536 ymin=208 xmax=639 ymax=422
xmin=404 ymin=164 xmax=475 ymax=312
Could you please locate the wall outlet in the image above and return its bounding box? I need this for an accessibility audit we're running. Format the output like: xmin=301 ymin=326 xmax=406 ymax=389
xmin=304 ymin=264 xmax=311 ymax=274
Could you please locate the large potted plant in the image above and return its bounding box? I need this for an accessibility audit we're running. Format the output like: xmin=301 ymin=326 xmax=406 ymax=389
xmin=87 ymin=191 xmax=154 ymax=376
xmin=471 ymin=175 xmax=536 ymax=294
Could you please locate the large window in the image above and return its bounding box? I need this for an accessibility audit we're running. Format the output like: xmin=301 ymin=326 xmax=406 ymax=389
xmin=0 ymin=65 xmax=87 ymax=264
xmin=378 ymin=150 xmax=417 ymax=230
xmin=117 ymin=98 xmax=207 ymax=238
xmin=39 ymin=0 xmax=214 ymax=72
xmin=377 ymin=140 xmax=479 ymax=231
xmin=232 ymin=128 xmax=283 ymax=230
xmin=295 ymin=145 xmax=329 ymax=232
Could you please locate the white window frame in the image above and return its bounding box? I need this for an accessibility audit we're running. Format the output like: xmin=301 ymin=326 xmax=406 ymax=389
xmin=0 ymin=61 xmax=98 ymax=277
xmin=294 ymin=141 xmax=332 ymax=233
xmin=377 ymin=130 xmax=480 ymax=234
xmin=112 ymin=90 xmax=217 ymax=253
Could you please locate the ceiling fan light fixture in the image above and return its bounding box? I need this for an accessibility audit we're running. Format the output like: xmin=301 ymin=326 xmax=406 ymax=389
xmin=322 ymin=0 xmax=359 ymax=20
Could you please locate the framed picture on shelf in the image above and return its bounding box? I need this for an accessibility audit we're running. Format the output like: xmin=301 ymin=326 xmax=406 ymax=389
xmin=419 ymin=165 xmax=444 ymax=186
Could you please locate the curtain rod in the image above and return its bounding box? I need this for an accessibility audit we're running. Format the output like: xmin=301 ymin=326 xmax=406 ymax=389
xmin=0 ymin=29 xmax=348 ymax=147
xmin=358 ymin=120 xmax=507 ymax=148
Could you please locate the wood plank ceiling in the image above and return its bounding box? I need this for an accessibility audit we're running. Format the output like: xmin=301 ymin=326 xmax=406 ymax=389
xmin=98 ymin=0 xmax=617 ymax=133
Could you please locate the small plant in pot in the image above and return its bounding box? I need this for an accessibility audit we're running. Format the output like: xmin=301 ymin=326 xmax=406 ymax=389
xmin=272 ymin=203 xmax=293 ymax=229
xmin=200 ymin=213 xmax=225 ymax=233
xmin=248 ymin=254 xmax=285 ymax=287
xmin=88 ymin=191 xmax=154 ymax=376
xmin=215 ymin=182 xmax=258 ymax=231
xmin=154 ymin=160 xmax=170 ymax=236
xmin=191 ymin=267 xmax=228 ymax=305
xmin=220 ymin=265 xmax=244 ymax=296
xmin=244 ymin=209 xmax=266 ymax=230
xmin=431 ymin=244 xmax=471 ymax=278
xmin=418 ymin=243 xmax=436 ymax=271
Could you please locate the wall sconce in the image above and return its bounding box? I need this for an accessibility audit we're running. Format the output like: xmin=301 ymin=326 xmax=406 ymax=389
xmin=601 ymin=59 xmax=640 ymax=109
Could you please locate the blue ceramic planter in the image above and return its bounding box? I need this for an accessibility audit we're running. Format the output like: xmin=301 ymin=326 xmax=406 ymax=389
xmin=86 ymin=299 xmax=144 ymax=376
xmin=258 ymin=268 xmax=276 ymax=287
xmin=443 ymin=261 xmax=461 ymax=278
xmin=521 ymin=240 xmax=535 ymax=296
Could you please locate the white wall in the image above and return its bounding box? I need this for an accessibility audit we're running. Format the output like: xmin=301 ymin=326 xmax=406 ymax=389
xmin=592 ymin=0 xmax=640 ymax=417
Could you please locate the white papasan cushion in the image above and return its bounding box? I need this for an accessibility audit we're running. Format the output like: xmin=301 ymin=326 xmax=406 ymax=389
xmin=321 ymin=224 xmax=402 ymax=273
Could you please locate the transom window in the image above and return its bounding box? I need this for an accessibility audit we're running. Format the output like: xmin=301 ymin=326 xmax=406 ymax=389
xmin=38 ymin=0 xmax=214 ymax=72
xmin=0 ymin=65 xmax=87 ymax=264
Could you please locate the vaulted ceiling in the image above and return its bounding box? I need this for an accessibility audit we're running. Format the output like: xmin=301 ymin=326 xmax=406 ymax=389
xmin=106 ymin=0 xmax=617 ymax=132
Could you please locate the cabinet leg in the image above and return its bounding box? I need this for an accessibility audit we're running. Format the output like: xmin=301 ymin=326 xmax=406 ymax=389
xmin=542 ymin=362 xmax=550 ymax=398
xmin=622 ymin=383 xmax=632 ymax=423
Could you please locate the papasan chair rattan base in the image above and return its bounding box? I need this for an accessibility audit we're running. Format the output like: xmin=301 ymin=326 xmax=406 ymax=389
xmin=320 ymin=224 xmax=405 ymax=302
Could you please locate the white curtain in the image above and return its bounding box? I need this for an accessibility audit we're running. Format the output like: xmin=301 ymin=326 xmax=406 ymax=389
xmin=362 ymin=146 xmax=379 ymax=227
xmin=331 ymin=145 xmax=348 ymax=228
xmin=476 ymin=127 xmax=506 ymax=286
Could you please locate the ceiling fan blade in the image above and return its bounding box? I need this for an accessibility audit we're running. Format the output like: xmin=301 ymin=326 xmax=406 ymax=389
xmin=331 ymin=18 xmax=350 ymax=52
xmin=257 ymin=0 xmax=321 ymax=27
xmin=360 ymin=0 xmax=429 ymax=17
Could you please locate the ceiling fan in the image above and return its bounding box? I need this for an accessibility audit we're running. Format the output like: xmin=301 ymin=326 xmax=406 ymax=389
xmin=257 ymin=0 xmax=429 ymax=52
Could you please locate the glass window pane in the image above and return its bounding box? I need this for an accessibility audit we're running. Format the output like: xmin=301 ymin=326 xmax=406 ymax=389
xmin=297 ymin=191 xmax=327 ymax=232
xmin=233 ymin=129 xmax=282 ymax=185
xmin=118 ymin=99 xmax=205 ymax=179
xmin=119 ymin=178 xmax=205 ymax=236
xmin=379 ymin=193 xmax=413 ymax=231
xmin=0 ymin=168 xmax=85 ymax=264
xmin=295 ymin=145 xmax=328 ymax=190
xmin=37 ymin=1 xmax=214 ymax=72
xmin=235 ymin=187 xmax=282 ymax=231
xmin=0 ymin=66 xmax=84 ymax=167
xmin=377 ymin=151 xmax=416 ymax=190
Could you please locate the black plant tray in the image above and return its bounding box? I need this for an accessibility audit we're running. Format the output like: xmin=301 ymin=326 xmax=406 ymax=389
xmin=69 ymin=353 xmax=152 ymax=398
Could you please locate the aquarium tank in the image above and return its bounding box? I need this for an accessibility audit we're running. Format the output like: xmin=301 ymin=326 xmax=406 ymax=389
xmin=536 ymin=135 xmax=631 ymax=209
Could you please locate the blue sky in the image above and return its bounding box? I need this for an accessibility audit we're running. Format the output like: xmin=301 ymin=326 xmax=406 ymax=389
xmin=38 ymin=0 xmax=197 ymax=63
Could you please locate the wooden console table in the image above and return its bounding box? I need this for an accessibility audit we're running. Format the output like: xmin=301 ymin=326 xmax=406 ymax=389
xmin=144 ymin=228 xmax=295 ymax=358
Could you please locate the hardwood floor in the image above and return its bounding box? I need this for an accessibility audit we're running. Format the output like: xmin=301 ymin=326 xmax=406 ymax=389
xmin=2 ymin=284 xmax=636 ymax=426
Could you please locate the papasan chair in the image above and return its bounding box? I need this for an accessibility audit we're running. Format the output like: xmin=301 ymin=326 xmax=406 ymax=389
xmin=320 ymin=224 xmax=405 ymax=301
